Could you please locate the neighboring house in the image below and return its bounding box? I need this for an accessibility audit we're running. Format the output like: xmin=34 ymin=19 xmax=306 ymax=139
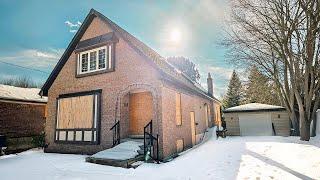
xmin=40 ymin=9 xmax=221 ymax=160
xmin=224 ymin=103 xmax=290 ymax=136
xmin=0 ymin=84 xmax=47 ymax=153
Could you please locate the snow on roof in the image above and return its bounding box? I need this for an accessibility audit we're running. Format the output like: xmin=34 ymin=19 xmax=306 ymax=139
xmin=0 ymin=84 xmax=47 ymax=103
xmin=224 ymin=103 xmax=285 ymax=112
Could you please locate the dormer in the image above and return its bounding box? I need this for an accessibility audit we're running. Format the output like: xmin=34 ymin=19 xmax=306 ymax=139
xmin=74 ymin=32 xmax=118 ymax=77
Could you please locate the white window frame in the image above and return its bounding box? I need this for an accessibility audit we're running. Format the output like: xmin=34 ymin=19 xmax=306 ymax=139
xmin=77 ymin=45 xmax=112 ymax=75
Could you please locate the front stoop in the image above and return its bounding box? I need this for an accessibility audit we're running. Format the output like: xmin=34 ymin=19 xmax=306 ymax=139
xmin=85 ymin=155 xmax=144 ymax=168
xmin=85 ymin=140 xmax=144 ymax=168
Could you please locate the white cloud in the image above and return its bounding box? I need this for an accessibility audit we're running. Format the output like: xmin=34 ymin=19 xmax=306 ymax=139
xmin=208 ymin=66 xmax=247 ymax=81
xmin=0 ymin=49 xmax=64 ymax=69
xmin=65 ymin=20 xmax=82 ymax=33
xmin=187 ymin=0 xmax=230 ymax=24
xmin=65 ymin=21 xmax=81 ymax=28
xmin=209 ymin=66 xmax=234 ymax=80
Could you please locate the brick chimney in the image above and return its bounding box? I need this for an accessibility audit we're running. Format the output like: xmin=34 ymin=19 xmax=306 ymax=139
xmin=207 ymin=73 xmax=213 ymax=96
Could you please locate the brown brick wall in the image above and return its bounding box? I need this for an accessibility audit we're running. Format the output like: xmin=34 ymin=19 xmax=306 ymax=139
xmin=0 ymin=101 xmax=45 ymax=138
xmin=161 ymin=85 xmax=214 ymax=158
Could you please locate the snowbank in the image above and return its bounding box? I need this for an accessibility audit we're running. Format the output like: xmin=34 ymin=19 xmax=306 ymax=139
xmin=0 ymin=84 xmax=47 ymax=103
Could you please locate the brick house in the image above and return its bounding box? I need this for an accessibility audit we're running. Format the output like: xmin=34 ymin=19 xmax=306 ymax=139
xmin=40 ymin=9 xmax=221 ymax=160
xmin=0 ymin=84 xmax=47 ymax=153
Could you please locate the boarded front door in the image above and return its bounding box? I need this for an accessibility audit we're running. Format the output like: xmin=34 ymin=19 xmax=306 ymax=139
xmin=129 ymin=92 xmax=153 ymax=136
xmin=190 ymin=111 xmax=196 ymax=146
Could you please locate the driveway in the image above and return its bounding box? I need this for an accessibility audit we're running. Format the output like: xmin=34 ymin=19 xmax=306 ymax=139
xmin=0 ymin=132 xmax=319 ymax=180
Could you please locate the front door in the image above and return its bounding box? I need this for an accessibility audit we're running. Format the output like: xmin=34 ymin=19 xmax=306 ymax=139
xmin=129 ymin=92 xmax=153 ymax=136
xmin=190 ymin=111 xmax=196 ymax=146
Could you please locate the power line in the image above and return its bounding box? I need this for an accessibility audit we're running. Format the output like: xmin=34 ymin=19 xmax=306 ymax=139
xmin=0 ymin=60 xmax=50 ymax=74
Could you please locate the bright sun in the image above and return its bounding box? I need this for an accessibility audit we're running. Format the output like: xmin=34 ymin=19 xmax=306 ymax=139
xmin=170 ymin=28 xmax=181 ymax=43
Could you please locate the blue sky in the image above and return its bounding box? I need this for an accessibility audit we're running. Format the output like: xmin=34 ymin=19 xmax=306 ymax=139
xmin=0 ymin=0 xmax=235 ymax=98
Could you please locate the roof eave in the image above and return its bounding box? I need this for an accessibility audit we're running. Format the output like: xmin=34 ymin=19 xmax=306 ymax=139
xmin=223 ymin=108 xmax=286 ymax=113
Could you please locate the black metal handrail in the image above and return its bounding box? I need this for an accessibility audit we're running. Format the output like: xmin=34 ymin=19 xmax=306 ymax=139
xmin=144 ymin=120 xmax=159 ymax=163
xmin=110 ymin=121 xmax=120 ymax=146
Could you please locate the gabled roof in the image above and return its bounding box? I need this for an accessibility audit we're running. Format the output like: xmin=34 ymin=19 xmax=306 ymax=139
xmin=0 ymin=84 xmax=47 ymax=103
xmin=224 ymin=103 xmax=285 ymax=113
xmin=75 ymin=32 xmax=118 ymax=52
xmin=40 ymin=9 xmax=219 ymax=103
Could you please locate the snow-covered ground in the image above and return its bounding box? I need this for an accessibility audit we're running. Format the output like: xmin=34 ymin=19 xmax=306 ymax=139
xmin=1 ymin=134 xmax=319 ymax=180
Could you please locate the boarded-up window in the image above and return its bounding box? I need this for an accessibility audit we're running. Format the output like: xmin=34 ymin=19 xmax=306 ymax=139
xmin=176 ymin=139 xmax=184 ymax=153
xmin=57 ymin=95 xmax=94 ymax=129
xmin=204 ymin=104 xmax=209 ymax=128
xmin=55 ymin=91 xmax=100 ymax=144
xmin=176 ymin=93 xmax=182 ymax=125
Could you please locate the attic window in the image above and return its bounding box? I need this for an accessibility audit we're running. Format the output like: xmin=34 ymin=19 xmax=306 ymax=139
xmin=77 ymin=45 xmax=112 ymax=75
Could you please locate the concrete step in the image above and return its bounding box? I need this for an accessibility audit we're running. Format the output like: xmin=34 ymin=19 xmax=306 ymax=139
xmin=128 ymin=135 xmax=144 ymax=139
xmin=86 ymin=141 xmax=144 ymax=168
xmin=121 ymin=138 xmax=144 ymax=143
xmin=86 ymin=154 xmax=144 ymax=168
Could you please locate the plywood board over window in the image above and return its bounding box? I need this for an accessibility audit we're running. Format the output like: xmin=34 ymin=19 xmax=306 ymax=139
xmin=55 ymin=90 xmax=101 ymax=144
xmin=176 ymin=139 xmax=184 ymax=153
xmin=176 ymin=93 xmax=182 ymax=125
xmin=204 ymin=104 xmax=209 ymax=128
xmin=57 ymin=95 xmax=94 ymax=129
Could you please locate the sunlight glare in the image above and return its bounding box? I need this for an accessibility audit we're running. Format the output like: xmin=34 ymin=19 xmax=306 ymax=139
xmin=170 ymin=28 xmax=181 ymax=43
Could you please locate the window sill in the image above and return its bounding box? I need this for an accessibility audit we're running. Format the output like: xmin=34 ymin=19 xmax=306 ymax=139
xmin=54 ymin=140 xmax=100 ymax=145
xmin=76 ymin=68 xmax=115 ymax=78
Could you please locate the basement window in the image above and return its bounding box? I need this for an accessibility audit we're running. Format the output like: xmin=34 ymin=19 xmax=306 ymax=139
xmin=77 ymin=45 xmax=112 ymax=75
xmin=176 ymin=139 xmax=184 ymax=153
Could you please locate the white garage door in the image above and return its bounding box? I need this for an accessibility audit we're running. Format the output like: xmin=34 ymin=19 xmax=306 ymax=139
xmin=239 ymin=113 xmax=273 ymax=136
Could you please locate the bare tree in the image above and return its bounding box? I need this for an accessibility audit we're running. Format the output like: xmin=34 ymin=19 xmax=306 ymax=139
xmin=224 ymin=0 xmax=320 ymax=140
xmin=167 ymin=56 xmax=201 ymax=82
xmin=0 ymin=76 xmax=38 ymax=88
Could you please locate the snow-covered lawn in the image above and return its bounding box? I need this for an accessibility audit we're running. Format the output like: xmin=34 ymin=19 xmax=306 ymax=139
xmin=1 ymin=134 xmax=319 ymax=180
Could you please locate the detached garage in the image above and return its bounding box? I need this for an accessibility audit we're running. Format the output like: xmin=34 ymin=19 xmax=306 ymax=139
xmin=224 ymin=103 xmax=290 ymax=136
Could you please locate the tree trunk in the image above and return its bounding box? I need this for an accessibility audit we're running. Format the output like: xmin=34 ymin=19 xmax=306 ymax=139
xmin=290 ymin=111 xmax=300 ymax=136
xmin=311 ymin=113 xmax=317 ymax=137
xmin=300 ymin=118 xmax=311 ymax=141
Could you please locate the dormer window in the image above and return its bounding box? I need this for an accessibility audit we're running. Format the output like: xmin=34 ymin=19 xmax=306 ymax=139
xmin=77 ymin=45 xmax=112 ymax=75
